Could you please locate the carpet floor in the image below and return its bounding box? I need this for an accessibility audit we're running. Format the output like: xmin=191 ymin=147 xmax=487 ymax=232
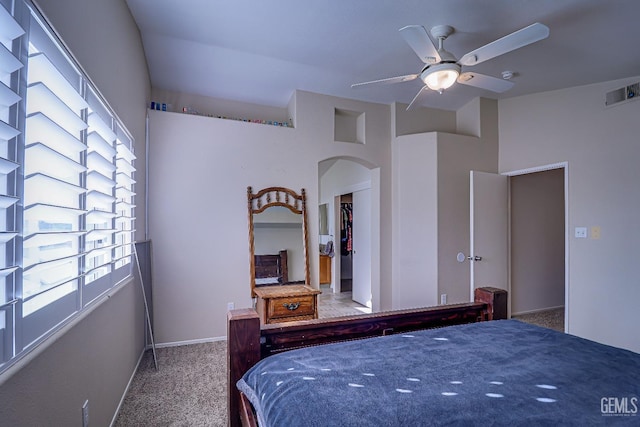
xmin=512 ymin=307 xmax=565 ymax=332
xmin=114 ymin=341 xmax=228 ymax=426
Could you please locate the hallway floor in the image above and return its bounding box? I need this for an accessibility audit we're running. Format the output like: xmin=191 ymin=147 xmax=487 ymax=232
xmin=318 ymin=285 xmax=371 ymax=318
xmin=512 ymin=307 xmax=565 ymax=332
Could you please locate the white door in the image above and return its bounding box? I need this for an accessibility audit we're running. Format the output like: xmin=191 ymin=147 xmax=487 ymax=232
xmin=469 ymin=171 xmax=509 ymax=300
xmin=352 ymin=188 xmax=372 ymax=307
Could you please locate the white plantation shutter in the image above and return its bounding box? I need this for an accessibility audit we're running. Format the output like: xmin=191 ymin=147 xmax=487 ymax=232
xmin=84 ymin=87 xmax=117 ymax=302
xmin=114 ymin=123 xmax=135 ymax=278
xmin=0 ymin=1 xmax=24 ymax=364
xmin=22 ymin=10 xmax=88 ymax=343
xmin=0 ymin=0 xmax=135 ymax=372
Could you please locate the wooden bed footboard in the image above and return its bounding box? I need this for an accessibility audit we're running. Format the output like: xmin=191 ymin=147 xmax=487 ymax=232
xmin=227 ymin=286 xmax=506 ymax=427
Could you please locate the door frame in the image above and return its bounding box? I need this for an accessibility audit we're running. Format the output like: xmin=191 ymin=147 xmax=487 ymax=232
xmin=332 ymin=180 xmax=371 ymax=295
xmin=503 ymin=162 xmax=569 ymax=332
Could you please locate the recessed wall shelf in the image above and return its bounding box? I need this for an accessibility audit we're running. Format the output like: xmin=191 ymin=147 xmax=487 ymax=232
xmin=334 ymin=108 xmax=365 ymax=144
xmin=148 ymin=103 xmax=294 ymax=128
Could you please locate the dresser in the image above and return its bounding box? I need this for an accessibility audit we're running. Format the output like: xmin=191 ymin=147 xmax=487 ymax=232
xmin=319 ymin=255 xmax=331 ymax=284
xmin=253 ymin=285 xmax=321 ymax=324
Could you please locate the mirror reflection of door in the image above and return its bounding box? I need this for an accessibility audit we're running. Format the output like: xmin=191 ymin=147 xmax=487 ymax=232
xmin=319 ymin=203 xmax=329 ymax=235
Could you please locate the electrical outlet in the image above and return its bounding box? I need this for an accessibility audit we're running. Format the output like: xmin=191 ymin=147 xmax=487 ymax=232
xmin=590 ymin=226 xmax=601 ymax=240
xmin=227 ymin=302 xmax=234 ymax=311
xmin=574 ymin=227 xmax=587 ymax=238
xmin=440 ymin=294 xmax=447 ymax=305
xmin=82 ymin=400 xmax=89 ymax=427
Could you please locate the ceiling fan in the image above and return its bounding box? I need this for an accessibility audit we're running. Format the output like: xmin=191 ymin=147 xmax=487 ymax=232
xmin=352 ymin=23 xmax=549 ymax=110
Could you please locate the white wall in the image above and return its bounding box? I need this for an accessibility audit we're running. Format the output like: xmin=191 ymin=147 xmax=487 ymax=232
xmin=0 ymin=1 xmax=150 ymax=425
xmin=148 ymin=90 xmax=391 ymax=343
xmin=392 ymin=132 xmax=438 ymax=308
xmin=499 ymin=77 xmax=640 ymax=353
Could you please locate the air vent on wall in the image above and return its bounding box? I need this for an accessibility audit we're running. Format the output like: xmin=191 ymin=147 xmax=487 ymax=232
xmin=605 ymin=82 xmax=638 ymax=107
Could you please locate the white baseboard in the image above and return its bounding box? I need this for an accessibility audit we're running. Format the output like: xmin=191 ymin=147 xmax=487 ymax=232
xmin=110 ymin=346 xmax=146 ymax=427
xmin=154 ymin=335 xmax=227 ymax=348
xmin=512 ymin=305 xmax=565 ymax=317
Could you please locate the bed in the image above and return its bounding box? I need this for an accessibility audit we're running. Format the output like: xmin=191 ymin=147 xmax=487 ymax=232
xmin=227 ymin=288 xmax=640 ymax=426
xmin=254 ymin=250 xmax=288 ymax=285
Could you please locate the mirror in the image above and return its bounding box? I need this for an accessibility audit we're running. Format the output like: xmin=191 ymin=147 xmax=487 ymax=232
xmin=319 ymin=203 xmax=329 ymax=236
xmin=247 ymin=186 xmax=310 ymax=297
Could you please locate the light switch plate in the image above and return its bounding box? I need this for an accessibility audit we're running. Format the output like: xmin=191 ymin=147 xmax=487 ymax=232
xmin=575 ymin=227 xmax=587 ymax=238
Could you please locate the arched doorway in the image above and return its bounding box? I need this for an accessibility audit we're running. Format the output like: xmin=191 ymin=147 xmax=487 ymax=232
xmin=317 ymin=157 xmax=380 ymax=316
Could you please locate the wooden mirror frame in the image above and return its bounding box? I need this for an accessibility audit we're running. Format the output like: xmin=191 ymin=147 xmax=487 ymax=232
xmin=247 ymin=186 xmax=310 ymax=297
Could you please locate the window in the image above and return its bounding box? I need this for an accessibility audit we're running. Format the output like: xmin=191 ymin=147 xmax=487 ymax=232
xmin=0 ymin=0 xmax=135 ymax=372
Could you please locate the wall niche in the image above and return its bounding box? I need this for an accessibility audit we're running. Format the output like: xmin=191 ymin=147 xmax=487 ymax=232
xmin=334 ymin=108 xmax=365 ymax=144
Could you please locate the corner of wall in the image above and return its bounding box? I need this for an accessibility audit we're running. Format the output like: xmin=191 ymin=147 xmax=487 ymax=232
xmin=393 ymin=103 xmax=457 ymax=137
xmin=455 ymin=97 xmax=499 ymax=139
xmin=390 ymin=102 xmax=399 ymax=139
xmin=455 ymin=97 xmax=481 ymax=137
xmin=287 ymin=92 xmax=297 ymax=128
xmin=454 ymin=97 xmax=499 ymax=171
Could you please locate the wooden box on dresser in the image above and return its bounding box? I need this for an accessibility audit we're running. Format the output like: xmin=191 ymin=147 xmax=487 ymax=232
xmin=253 ymin=285 xmax=321 ymax=324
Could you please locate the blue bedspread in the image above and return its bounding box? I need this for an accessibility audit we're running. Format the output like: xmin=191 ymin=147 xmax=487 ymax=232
xmin=237 ymin=320 xmax=640 ymax=426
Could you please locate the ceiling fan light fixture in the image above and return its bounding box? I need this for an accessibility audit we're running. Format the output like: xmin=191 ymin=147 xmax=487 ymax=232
xmin=421 ymin=63 xmax=461 ymax=91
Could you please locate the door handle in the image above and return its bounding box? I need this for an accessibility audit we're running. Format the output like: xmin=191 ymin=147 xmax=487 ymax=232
xmin=456 ymin=252 xmax=482 ymax=262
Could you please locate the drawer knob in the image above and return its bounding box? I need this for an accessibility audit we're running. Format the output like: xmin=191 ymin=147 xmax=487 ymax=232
xmin=283 ymin=302 xmax=300 ymax=311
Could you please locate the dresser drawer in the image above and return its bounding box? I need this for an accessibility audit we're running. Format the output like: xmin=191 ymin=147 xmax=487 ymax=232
xmin=268 ymin=294 xmax=315 ymax=319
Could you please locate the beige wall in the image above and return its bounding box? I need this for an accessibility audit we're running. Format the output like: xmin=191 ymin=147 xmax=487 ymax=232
xmin=393 ymin=102 xmax=457 ymax=136
xmin=0 ymin=0 xmax=151 ymax=425
xmin=391 ymin=98 xmax=499 ymax=307
xmin=437 ymin=98 xmax=499 ymax=304
xmin=510 ymin=169 xmax=565 ymax=314
xmin=147 ymin=90 xmax=391 ymax=343
xmin=0 ymin=281 xmax=144 ymax=426
xmin=499 ymin=76 xmax=640 ymax=353
xmin=150 ymin=76 xmax=640 ymax=356
xmin=392 ymin=132 xmax=438 ymax=308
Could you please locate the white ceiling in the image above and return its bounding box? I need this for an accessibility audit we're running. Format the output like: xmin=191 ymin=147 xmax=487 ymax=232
xmin=126 ymin=0 xmax=640 ymax=111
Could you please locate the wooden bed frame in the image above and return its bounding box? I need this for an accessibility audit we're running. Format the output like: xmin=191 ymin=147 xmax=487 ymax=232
xmin=227 ymin=287 xmax=507 ymax=427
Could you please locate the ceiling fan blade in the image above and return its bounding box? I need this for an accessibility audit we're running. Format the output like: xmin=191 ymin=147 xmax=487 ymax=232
xmin=399 ymin=25 xmax=439 ymax=64
xmin=406 ymin=85 xmax=430 ymax=110
xmin=351 ymin=74 xmax=419 ymax=88
xmin=457 ymin=72 xmax=514 ymax=92
xmin=459 ymin=22 xmax=549 ymax=66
